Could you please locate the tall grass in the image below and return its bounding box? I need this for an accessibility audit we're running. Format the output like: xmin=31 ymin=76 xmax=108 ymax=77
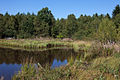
xmin=0 ymin=39 xmax=93 ymax=52
xmin=0 ymin=39 xmax=72 ymax=50
xmin=13 ymin=44 xmax=120 ymax=80
xmin=3 ymin=39 xmax=120 ymax=79
xmin=83 ymin=42 xmax=119 ymax=62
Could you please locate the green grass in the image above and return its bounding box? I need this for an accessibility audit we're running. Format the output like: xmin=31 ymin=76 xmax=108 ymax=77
xmin=12 ymin=42 xmax=120 ymax=80
xmin=13 ymin=55 xmax=120 ymax=80
xmin=0 ymin=39 xmax=93 ymax=52
xmin=0 ymin=39 xmax=119 ymax=80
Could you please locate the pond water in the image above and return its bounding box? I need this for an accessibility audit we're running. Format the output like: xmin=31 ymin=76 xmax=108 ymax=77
xmin=0 ymin=47 xmax=82 ymax=80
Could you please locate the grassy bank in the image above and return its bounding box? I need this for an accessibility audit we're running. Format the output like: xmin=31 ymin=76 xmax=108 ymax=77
xmin=0 ymin=39 xmax=120 ymax=79
xmin=0 ymin=39 xmax=92 ymax=52
xmin=12 ymin=41 xmax=120 ymax=80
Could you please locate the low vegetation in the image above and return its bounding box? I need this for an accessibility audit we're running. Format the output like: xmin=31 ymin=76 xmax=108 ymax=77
xmin=12 ymin=41 xmax=120 ymax=80
xmin=0 ymin=39 xmax=92 ymax=52
xmin=0 ymin=4 xmax=120 ymax=80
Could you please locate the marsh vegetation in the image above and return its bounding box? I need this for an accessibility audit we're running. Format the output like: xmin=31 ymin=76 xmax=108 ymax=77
xmin=0 ymin=39 xmax=119 ymax=80
xmin=0 ymin=4 xmax=120 ymax=80
xmin=12 ymin=41 xmax=120 ymax=80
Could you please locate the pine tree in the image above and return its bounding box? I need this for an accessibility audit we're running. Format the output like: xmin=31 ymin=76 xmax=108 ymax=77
xmin=112 ymin=5 xmax=120 ymax=18
xmin=34 ymin=7 xmax=55 ymax=37
xmin=0 ymin=14 xmax=4 ymax=38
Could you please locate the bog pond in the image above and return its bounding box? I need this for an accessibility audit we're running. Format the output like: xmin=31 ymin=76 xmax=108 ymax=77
xmin=0 ymin=47 xmax=83 ymax=80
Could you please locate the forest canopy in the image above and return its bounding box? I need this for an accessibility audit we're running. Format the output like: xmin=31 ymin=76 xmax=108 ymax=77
xmin=0 ymin=5 xmax=120 ymax=42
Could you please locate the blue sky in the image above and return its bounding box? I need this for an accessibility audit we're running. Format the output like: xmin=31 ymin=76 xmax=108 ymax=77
xmin=0 ymin=0 xmax=120 ymax=19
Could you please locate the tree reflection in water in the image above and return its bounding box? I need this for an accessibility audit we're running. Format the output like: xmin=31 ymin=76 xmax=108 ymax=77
xmin=0 ymin=47 xmax=83 ymax=80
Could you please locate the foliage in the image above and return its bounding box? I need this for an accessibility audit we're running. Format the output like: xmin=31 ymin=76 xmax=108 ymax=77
xmin=97 ymin=18 xmax=117 ymax=43
xmin=0 ymin=5 xmax=120 ymax=42
xmin=57 ymin=33 xmax=64 ymax=39
xmin=34 ymin=7 xmax=55 ymax=37
xmin=11 ymin=40 xmax=120 ymax=80
xmin=0 ymin=14 xmax=4 ymax=38
xmin=65 ymin=14 xmax=78 ymax=38
xmin=113 ymin=13 xmax=120 ymax=41
xmin=112 ymin=5 xmax=120 ymax=18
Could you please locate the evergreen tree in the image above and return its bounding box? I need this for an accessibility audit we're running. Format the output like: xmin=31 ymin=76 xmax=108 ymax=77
xmin=65 ymin=14 xmax=78 ymax=38
xmin=0 ymin=14 xmax=4 ymax=38
xmin=3 ymin=12 xmax=15 ymax=37
xmin=112 ymin=5 xmax=120 ymax=18
xmin=52 ymin=19 xmax=60 ymax=38
xmin=74 ymin=15 xmax=93 ymax=40
xmin=34 ymin=7 xmax=55 ymax=37
xmin=0 ymin=5 xmax=119 ymax=41
xmin=17 ymin=13 xmax=26 ymax=38
xmin=9 ymin=15 xmax=19 ymax=38
xmin=105 ymin=13 xmax=111 ymax=19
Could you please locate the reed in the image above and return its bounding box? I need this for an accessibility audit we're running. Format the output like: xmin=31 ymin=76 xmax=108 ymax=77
xmin=1 ymin=39 xmax=120 ymax=79
xmin=13 ymin=51 xmax=120 ymax=80
xmin=0 ymin=39 xmax=93 ymax=52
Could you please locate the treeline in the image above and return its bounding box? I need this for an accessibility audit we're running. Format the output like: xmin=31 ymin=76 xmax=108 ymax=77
xmin=0 ymin=5 xmax=120 ymax=42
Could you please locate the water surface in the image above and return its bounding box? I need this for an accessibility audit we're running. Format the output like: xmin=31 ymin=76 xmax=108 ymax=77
xmin=0 ymin=47 xmax=81 ymax=80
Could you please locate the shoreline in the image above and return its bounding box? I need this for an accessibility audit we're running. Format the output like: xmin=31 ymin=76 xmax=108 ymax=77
xmin=0 ymin=39 xmax=120 ymax=79
xmin=0 ymin=39 xmax=92 ymax=52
